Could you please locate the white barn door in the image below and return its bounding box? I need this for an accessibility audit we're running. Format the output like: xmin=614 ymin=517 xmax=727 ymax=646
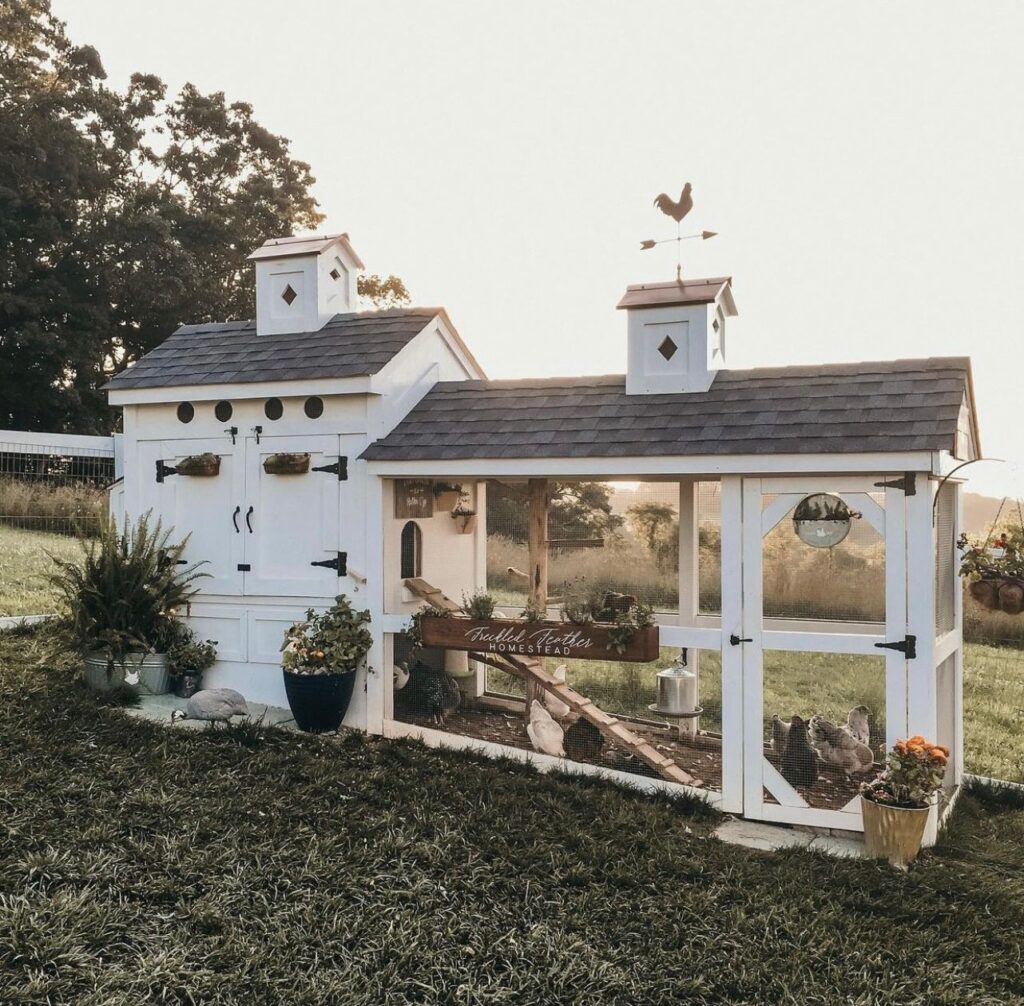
xmin=242 ymin=434 xmax=341 ymax=597
xmin=138 ymin=438 xmax=245 ymax=595
xmin=738 ymin=476 xmax=909 ymax=831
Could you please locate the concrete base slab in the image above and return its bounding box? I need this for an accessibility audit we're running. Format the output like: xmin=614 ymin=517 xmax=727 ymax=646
xmin=807 ymin=834 xmax=867 ymax=858
xmin=714 ymin=818 xmax=814 ymax=852
xmin=122 ymin=691 xmax=297 ymax=731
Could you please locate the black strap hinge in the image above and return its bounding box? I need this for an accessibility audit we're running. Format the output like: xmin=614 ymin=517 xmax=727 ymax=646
xmin=874 ymin=473 xmax=916 ymax=495
xmin=311 ymin=457 xmax=348 ymax=481
xmin=310 ymin=552 xmax=347 ymax=576
xmin=156 ymin=460 xmax=178 ymax=483
xmin=874 ymin=634 xmax=917 ymax=659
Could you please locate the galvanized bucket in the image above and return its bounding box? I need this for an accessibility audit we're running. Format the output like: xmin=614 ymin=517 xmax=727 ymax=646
xmin=83 ymin=651 xmax=171 ymax=695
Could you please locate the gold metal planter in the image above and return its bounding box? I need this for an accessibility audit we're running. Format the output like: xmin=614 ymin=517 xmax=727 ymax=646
xmin=861 ymin=796 xmax=931 ymax=868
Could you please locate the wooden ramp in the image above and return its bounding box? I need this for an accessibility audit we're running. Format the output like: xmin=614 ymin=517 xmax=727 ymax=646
xmin=473 ymin=651 xmax=703 ymax=789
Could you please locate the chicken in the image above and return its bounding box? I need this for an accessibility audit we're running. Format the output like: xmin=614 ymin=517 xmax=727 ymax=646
xmin=171 ymin=688 xmax=248 ymax=724
xmin=770 ymin=713 xmax=790 ymax=754
xmin=394 ymin=661 xmax=410 ymax=691
xmin=564 ymin=717 xmax=604 ymax=762
xmin=394 ymin=662 xmax=460 ymax=725
xmin=526 ymin=700 xmax=565 ymax=758
xmin=653 ymin=183 xmax=693 ymax=223
xmin=808 ymin=715 xmax=874 ymax=775
xmin=780 ymin=715 xmax=818 ymax=789
xmin=844 ymin=705 xmax=871 ymax=746
xmin=543 ymin=664 xmax=572 ymax=721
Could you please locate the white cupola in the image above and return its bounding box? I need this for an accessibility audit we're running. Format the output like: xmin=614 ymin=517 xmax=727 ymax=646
xmin=617 ymin=277 xmax=737 ymax=394
xmin=249 ymin=233 xmax=365 ymax=336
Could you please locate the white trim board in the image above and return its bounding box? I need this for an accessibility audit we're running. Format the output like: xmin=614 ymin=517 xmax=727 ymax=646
xmin=365 ymin=454 xmax=937 ymax=479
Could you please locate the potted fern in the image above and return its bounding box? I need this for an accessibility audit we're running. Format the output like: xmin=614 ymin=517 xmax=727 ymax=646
xmin=49 ymin=513 xmax=206 ymax=694
xmin=281 ymin=595 xmax=373 ymax=732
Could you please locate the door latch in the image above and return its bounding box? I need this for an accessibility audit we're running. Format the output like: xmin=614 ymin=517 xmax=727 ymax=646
xmin=225 ymin=426 xmax=238 ymax=444
xmin=310 ymin=552 xmax=348 ymax=576
xmin=237 ymin=563 xmax=251 ymax=572
xmin=874 ymin=634 xmax=917 ymax=659
xmin=252 ymin=425 xmax=263 ymax=444
xmin=729 ymin=634 xmax=753 ymax=646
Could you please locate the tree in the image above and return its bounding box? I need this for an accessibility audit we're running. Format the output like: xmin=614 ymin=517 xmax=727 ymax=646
xmin=487 ymin=481 xmax=623 ymax=543
xmin=0 ymin=2 xmax=405 ymax=433
xmin=626 ymin=502 xmax=680 ymax=572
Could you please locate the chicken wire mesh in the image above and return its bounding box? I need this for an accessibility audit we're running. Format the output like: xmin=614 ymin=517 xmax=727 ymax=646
xmin=762 ymin=651 xmax=886 ymax=810
xmin=761 ymin=492 xmax=886 ymax=624
xmin=935 ymin=483 xmax=957 ymax=634
xmin=391 ymin=638 xmax=725 ymax=791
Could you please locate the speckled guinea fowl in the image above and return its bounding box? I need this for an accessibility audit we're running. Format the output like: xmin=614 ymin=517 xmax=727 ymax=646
xmin=394 ymin=662 xmax=460 ymax=725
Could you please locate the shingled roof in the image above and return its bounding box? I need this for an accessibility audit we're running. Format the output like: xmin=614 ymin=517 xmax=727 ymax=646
xmin=104 ymin=309 xmax=444 ymax=390
xmin=360 ymin=358 xmax=974 ymax=461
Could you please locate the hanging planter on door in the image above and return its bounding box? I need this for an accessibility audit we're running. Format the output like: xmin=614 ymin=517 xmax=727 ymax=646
xmin=174 ymin=453 xmax=221 ymax=477
xmin=263 ymin=452 xmax=311 ymax=475
xmin=792 ymin=493 xmax=860 ymax=548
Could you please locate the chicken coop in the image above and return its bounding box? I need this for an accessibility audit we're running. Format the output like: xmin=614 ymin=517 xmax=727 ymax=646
xmin=107 ymin=232 xmax=978 ymax=843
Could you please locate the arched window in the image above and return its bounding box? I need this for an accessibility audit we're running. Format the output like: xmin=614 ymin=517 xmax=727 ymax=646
xmin=400 ymin=521 xmax=422 ymax=579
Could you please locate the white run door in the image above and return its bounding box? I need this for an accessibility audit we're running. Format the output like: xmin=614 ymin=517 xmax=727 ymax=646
xmin=738 ymin=476 xmax=910 ymax=831
xmin=242 ymin=434 xmax=342 ymax=597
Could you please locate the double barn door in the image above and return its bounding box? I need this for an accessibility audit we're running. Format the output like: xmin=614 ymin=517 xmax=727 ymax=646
xmin=139 ymin=435 xmax=343 ymax=597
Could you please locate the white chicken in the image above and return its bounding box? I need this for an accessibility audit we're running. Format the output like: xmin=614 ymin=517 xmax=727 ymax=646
xmin=844 ymin=704 xmax=871 ymax=746
xmin=526 ymin=700 xmax=566 ymax=758
xmin=808 ymin=715 xmax=874 ymax=775
xmin=543 ymin=664 xmax=572 ymax=721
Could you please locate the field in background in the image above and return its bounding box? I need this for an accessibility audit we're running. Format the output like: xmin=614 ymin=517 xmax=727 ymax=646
xmin=0 ymin=525 xmax=80 ymax=617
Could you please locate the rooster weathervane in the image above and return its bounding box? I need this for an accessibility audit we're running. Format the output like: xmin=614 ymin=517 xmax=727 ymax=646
xmin=642 ymin=182 xmax=717 ymax=282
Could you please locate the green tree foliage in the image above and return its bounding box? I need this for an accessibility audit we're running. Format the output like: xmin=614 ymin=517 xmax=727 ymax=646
xmin=487 ymin=481 xmax=624 ymax=543
xmin=626 ymin=501 xmax=679 ymax=571
xmin=0 ymin=2 xmax=404 ymax=433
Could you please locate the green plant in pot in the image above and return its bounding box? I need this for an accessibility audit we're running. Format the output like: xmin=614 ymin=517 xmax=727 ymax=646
xmin=49 ymin=513 xmax=206 ymax=694
xmin=860 ymin=736 xmax=950 ymax=868
xmin=281 ymin=594 xmax=373 ymax=733
xmin=167 ymin=629 xmax=218 ymax=698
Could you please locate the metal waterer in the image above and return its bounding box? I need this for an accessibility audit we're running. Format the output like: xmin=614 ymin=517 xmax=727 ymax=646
xmin=649 ymin=650 xmax=702 ymax=738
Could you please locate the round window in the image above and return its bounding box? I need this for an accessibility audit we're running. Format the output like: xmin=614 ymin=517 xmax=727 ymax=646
xmin=304 ymin=396 xmax=324 ymax=419
xmin=214 ymin=400 xmax=233 ymax=422
xmin=792 ymin=493 xmax=860 ymax=548
xmin=264 ymin=398 xmax=284 ymax=421
xmin=176 ymin=402 xmax=194 ymax=424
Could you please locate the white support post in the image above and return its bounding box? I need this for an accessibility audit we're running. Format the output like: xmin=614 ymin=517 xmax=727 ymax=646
xmin=677 ymin=478 xmax=700 ymax=737
xmin=953 ymin=481 xmax=965 ymax=787
xmin=470 ymin=480 xmax=489 ymax=699
xmin=363 ymin=473 xmax=387 ymax=735
xmin=719 ymin=475 xmax=744 ymax=814
xmin=906 ymin=474 xmax=939 ymax=845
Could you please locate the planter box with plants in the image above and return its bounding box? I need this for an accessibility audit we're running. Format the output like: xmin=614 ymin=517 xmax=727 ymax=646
xmin=413 ymin=590 xmax=659 ymax=662
xmin=49 ymin=513 xmax=207 ymax=695
xmin=958 ymin=526 xmax=1024 ymax=614
xmin=281 ymin=595 xmax=373 ymax=733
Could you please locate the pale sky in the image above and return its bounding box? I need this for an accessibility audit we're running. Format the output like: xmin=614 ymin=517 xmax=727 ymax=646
xmin=58 ymin=1 xmax=1024 ymax=497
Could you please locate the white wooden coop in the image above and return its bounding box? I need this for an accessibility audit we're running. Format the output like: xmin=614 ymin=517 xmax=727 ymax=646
xmin=107 ymin=232 xmax=979 ymax=841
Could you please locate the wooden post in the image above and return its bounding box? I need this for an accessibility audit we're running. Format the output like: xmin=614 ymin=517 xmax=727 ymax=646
xmin=525 ymin=478 xmax=549 ymax=715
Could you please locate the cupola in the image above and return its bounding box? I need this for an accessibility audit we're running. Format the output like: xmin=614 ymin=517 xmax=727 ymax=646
xmin=617 ymin=277 xmax=737 ymax=394
xmin=249 ymin=233 xmax=365 ymax=336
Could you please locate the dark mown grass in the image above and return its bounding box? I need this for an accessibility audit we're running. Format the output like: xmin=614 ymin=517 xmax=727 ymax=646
xmin=1 ymin=628 xmax=1023 ymax=1005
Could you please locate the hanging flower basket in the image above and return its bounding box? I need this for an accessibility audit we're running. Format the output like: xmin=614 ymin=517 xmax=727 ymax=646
xmin=174 ymin=453 xmax=221 ymax=477
xmin=263 ymin=452 xmax=311 ymax=475
xmin=959 ymin=528 xmax=1024 ymax=615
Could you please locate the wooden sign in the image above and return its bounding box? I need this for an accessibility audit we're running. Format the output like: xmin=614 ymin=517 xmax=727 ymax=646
xmin=419 ymin=616 xmax=659 ymax=663
xmin=394 ymin=480 xmax=433 ymax=519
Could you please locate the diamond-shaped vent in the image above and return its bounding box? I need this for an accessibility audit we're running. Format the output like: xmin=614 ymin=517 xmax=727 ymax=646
xmin=657 ymin=336 xmax=678 ymax=361
xmin=329 ymin=268 xmax=341 ymax=281
xmin=281 ymin=284 xmax=298 ymax=306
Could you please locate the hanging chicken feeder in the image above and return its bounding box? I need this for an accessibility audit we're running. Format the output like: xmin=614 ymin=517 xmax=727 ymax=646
xmin=792 ymin=493 xmax=860 ymax=548
xmin=649 ymin=651 xmax=702 ymax=737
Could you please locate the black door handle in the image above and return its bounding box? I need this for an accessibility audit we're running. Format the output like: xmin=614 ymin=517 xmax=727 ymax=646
xmin=729 ymin=634 xmax=753 ymax=646
xmin=232 ymin=506 xmax=240 ymax=532
xmin=245 ymin=506 xmax=254 ymax=533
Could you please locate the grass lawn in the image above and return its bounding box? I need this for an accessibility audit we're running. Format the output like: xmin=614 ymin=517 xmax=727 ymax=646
xmin=0 ymin=524 xmax=81 ymax=618
xmin=2 ymin=628 xmax=1024 ymax=1004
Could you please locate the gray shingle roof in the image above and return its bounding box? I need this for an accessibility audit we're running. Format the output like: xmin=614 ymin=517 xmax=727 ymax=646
xmin=360 ymin=358 xmax=973 ymax=461
xmin=104 ymin=309 xmax=440 ymax=390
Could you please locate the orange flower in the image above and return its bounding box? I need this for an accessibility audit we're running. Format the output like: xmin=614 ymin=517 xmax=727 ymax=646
xmin=908 ymin=735 xmax=926 ymax=746
xmin=930 ymin=747 xmax=948 ymax=762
